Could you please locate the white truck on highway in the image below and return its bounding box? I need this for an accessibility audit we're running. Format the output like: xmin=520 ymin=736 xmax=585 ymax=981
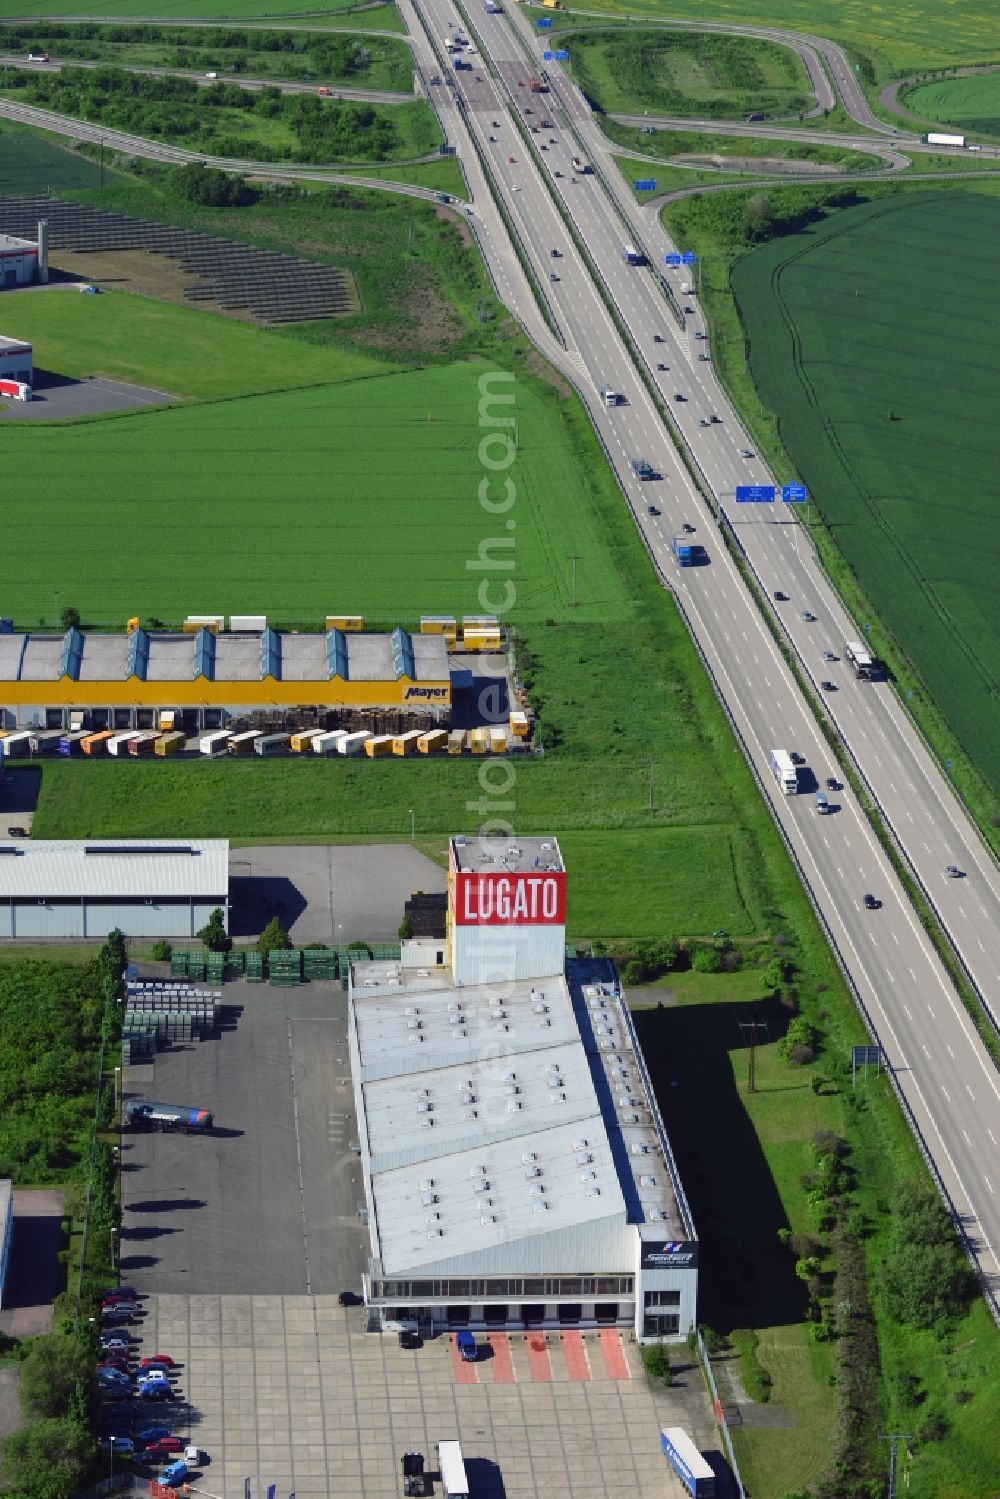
xmin=770 ymin=749 xmax=798 ymax=794
xmin=599 ymin=383 xmax=620 ymax=407
xmin=921 ymin=132 xmax=966 ymax=147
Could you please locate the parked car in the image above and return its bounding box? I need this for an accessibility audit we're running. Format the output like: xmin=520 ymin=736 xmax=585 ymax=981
xmin=140 ymin=1355 xmax=175 ymax=1369
xmin=98 ymin=1358 xmax=131 ymax=1375
xmin=185 ymin=1445 xmax=203 ymax=1466
xmin=100 ymin=1335 xmax=130 ymax=1353
xmin=338 ymin=1290 xmax=363 ymax=1307
xmin=137 ymin=1370 xmax=171 ymax=1387
xmin=136 ymin=1426 xmax=172 ymax=1444
xmin=144 ymin=1437 xmax=184 ymax=1455
xmin=99 ymin=1435 xmax=135 ymax=1455
xmin=101 ymin=1286 xmax=140 ymax=1300
xmin=158 ymin=1461 xmax=188 ymax=1487
xmin=399 ymin=1330 xmax=421 ymax=1350
xmin=138 ymin=1381 xmax=172 ymax=1402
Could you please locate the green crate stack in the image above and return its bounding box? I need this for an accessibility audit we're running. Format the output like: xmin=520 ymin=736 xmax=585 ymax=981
xmin=373 ymin=943 xmax=401 ymax=962
xmin=246 ymin=951 xmax=264 ymax=983
xmin=188 ymin=955 xmax=206 ymax=982
xmin=269 ymin=949 xmax=302 ymax=987
xmin=227 ymin=949 xmax=247 ymax=975
xmin=205 ymin=952 xmax=225 ymax=983
xmin=302 ymin=947 xmax=336 ymax=982
xmin=170 ymin=950 xmax=190 ymax=978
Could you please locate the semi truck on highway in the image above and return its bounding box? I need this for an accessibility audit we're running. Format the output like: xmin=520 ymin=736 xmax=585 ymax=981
xmin=671 ymin=535 xmax=705 ymax=566
xmin=572 ymin=156 xmax=592 ymax=174
xmin=922 ymin=132 xmax=966 ymax=147
xmin=126 ymin=1101 xmax=214 ymax=1133
xmin=769 ymin=749 xmax=799 ymax=794
xmin=844 ymin=640 xmax=875 ymax=679
xmin=599 ymin=383 xmax=620 ymax=406
xmin=660 ymin=1428 xmax=715 ymax=1497
xmin=621 ymin=243 xmax=645 ymax=265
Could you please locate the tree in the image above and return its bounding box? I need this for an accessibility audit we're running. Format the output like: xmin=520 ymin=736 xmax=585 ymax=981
xmin=398 ymin=912 xmax=414 ymax=941
xmin=743 ymin=193 xmax=774 ymax=241
xmin=258 ymin=916 xmax=291 ymax=964
xmin=2 ymin=1418 xmax=92 ymax=1499
xmin=18 ymin=1333 xmax=93 ymax=1422
xmin=58 ymin=606 xmax=81 ymax=632
xmin=197 ymin=907 xmax=230 ymax=952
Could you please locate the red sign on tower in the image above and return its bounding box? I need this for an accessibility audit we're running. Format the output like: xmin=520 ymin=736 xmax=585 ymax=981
xmin=453 ymin=871 xmax=566 ymax=926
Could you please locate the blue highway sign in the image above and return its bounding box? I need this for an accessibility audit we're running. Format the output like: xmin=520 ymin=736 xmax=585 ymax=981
xmin=634 ymin=179 xmax=657 ymax=192
xmin=782 ymin=483 xmax=808 ymax=502
xmin=664 ymin=252 xmax=682 ymax=266
xmin=681 ymin=251 xmax=697 ymax=264
xmin=537 ymin=17 xmax=553 ymax=26
xmin=735 ymin=485 xmax=776 ymax=503
xmin=542 ymin=48 xmax=554 ymax=57
xmin=555 ymin=49 xmax=569 ymax=60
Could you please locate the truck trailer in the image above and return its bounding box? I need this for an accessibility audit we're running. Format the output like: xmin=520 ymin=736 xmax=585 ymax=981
xmin=921 ymin=131 xmax=965 ymax=147
xmin=621 ymin=243 xmax=644 ymax=265
xmin=599 ymin=383 xmax=620 ymax=407
xmin=126 ymin=1101 xmax=214 ymax=1133
xmin=660 ymin=1428 xmax=715 ymax=1498
xmin=571 ymin=156 xmax=591 ymax=174
xmin=844 ymin=640 xmax=875 ymax=679
xmin=769 ymin=749 xmax=798 ymax=794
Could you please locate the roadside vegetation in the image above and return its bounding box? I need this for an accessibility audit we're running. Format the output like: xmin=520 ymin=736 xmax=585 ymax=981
xmin=1 ymin=66 xmax=439 ymax=163
xmin=563 ymin=27 xmax=811 ymax=120
xmin=604 ymin=119 xmax=882 ymax=173
xmin=901 ymin=70 xmax=1000 ymax=138
xmin=0 ymin=21 xmax=413 ymax=91
xmin=0 ymin=119 xmax=114 ymax=193
xmin=0 ymin=932 xmax=126 ymax=1498
xmin=0 ymin=0 xmax=403 ymax=22
xmin=662 ymin=176 xmax=1000 ymax=837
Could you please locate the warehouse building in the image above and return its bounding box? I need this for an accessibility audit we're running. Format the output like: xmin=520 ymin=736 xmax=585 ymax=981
xmin=0 ymin=333 xmax=33 ymax=386
xmin=0 ymin=231 xmax=40 ymax=289
xmin=0 ymin=839 xmax=229 ymax=939
xmin=0 ymin=1180 xmax=12 ymax=1310
xmin=0 ymin=625 xmax=451 ymax=731
xmin=349 ymin=836 xmax=698 ymax=1342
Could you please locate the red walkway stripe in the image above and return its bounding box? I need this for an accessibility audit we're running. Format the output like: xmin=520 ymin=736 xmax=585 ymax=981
xmin=487 ymin=1333 xmax=516 ymax=1382
xmin=450 ymin=1335 xmax=478 ymax=1384
xmin=561 ymin=1331 xmax=591 ymax=1381
xmin=598 ymin=1330 xmax=630 ymax=1380
xmin=525 ymin=1334 xmax=552 ymax=1382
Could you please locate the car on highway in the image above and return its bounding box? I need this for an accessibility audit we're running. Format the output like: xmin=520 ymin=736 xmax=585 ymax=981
xmin=656 ymin=361 xmax=668 ymax=370
xmin=683 ymin=305 xmax=695 ymax=314
xmin=709 ymin=414 xmax=721 ymax=424
xmin=821 ymin=680 xmax=837 ymax=692
xmin=698 ymin=418 xmax=710 ymax=428
xmin=682 ymin=523 xmax=696 ymax=533
xmin=549 ymin=272 xmax=559 ymax=281
xmin=507 ymin=155 xmax=516 ymax=163
xmin=822 ymin=650 xmax=838 ymax=662
xmin=800 ymin=610 xmax=816 ymax=622
xmin=863 ymin=894 xmax=880 ymax=910
xmin=738 ymin=448 xmax=753 ymax=458
xmin=647 ymin=505 xmax=660 ymax=516
xmin=653 ymin=333 xmax=664 ymax=342
xmin=694 ymin=330 xmax=706 ymax=339
xmin=554 ymin=169 xmax=563 ymax=177
xmin=773 ymin=590 xmax=787 ymax=601
xmin=489 ymin=135 xmax=496 ymax=142
xmin=491 ymin=120 xmax=499 ymax=127
xmin=698 ymin=353 xmax=710 ymax=361
xmin=630 ymin=459 xmax=655 ymax=480
xmin=673 ymin=391 xmax=685 ymax=402
xmin=945 ymin=864 xmax=964 ymax=878
xmin=550 ymin=249 xmax=560 ymax=257
xmin=512 ymin=185 xmax=521 ymax=191
xmin=826 ymin=777 xmax=840 ymax=791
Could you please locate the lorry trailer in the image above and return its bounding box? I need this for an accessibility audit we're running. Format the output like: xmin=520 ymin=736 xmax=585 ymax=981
xmin=921 ymin=131 xmax=965 ymax=147
xmin=769 ymin=748 xmax=798 ymax=794
xmin=126 ymin=1101 xmax=214 ymax=1133
xmin=571 ymin=156 xmax=591 ymax=174
xmin=599 ymin=383 xmax=620 ymax=407
xmin=844 ymin=640 xmax=875 ymax=679
xmin=671 ymin=534 xmax=705 ymax=566
xmin=660 ymin=1428 xmax=715 ymax=1497
xmin=621 ymin=243 xmax=644 ymax=265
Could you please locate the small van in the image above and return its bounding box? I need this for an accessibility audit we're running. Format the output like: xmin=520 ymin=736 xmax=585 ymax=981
xmin=815 ymin=792 xmax=829 ymax=814
xmin=455 ymin=1331 xmax=477 ymax=1362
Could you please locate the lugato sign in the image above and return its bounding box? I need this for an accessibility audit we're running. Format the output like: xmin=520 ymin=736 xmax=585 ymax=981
xmin=454 ymin=871 xmax=566 ymax=926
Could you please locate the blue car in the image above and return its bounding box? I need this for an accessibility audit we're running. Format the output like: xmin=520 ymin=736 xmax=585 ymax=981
xmin=159 ymin=1460 xmax=188 ymax=1487
xmin=455 ymin=1331 xmax=477 ymax=1362
xmin=136 ymin=1425 xmax=171 ymax=1444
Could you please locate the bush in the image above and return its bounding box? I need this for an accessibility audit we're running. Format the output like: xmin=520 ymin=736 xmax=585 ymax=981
xmin=18 ymin=1334 xmax=93 ymax=1422
xmin=150 ymin=940 xmax=172 ymax=961
xmin=787 ymin=1042 xmax=816 ymax=1065
xmin=877 ymin=1184 xmax=976 ymax=1330
xmin=778 ymin=1015 xmax=820 ymax=1061
xmin=640 ymin=1341 xmax=673 ymax=1384
xmin=197 ymin=907 xmax=230 ymax=953
xmin=258 ymin=917 xmax=292 ymax=964
xmin=691 ymin=944 xmax=723 ymax=974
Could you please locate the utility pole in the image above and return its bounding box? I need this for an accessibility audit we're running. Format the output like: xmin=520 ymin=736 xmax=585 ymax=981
xmin=568 ymin=553 xmax=581 ymax=608
xmin=880 ymin=1432 xmax=912 ymax=1499
xmin=738 ymin=1021 xmax=768 ymax=1093
xmin=647 ymin=761 xmax=655 ymax=811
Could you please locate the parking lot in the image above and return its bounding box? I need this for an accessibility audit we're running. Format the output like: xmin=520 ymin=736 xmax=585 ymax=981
xmin=118 ymin=978 xmax=721 ymax=1499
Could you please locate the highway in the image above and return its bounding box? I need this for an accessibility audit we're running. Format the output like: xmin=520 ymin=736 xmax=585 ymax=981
xmin=405 ymin=1 xmax=1000 ymax=1307
xmin=3 ymin=6 xmax=998 ymax=1310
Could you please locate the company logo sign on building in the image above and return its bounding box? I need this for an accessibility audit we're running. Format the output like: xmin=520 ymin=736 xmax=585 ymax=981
xmin=454 ymin=871 xmax=566 ymax=925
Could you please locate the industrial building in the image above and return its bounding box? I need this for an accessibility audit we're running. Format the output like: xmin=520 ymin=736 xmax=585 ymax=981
xmin=0 ymin=333 xmax=32 ymax=387
xmin=0 ymin=625 xmax=451 ymax=732
xmin=0 ymin=839 xmax=229 ymax=940
xmin=0 ymin=230 xmax=41 ymax=289
xmin=349 ymin=836 xmax=698 ymax=1342
xmin=0 ymin=1180 xmax=11 ymax=1310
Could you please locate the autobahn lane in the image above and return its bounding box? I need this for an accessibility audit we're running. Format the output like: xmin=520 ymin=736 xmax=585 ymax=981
xmin=0 ymin=53 xmax=411 ymax=103
xmin=420 ymin=0 xmax=1000 ymax=1301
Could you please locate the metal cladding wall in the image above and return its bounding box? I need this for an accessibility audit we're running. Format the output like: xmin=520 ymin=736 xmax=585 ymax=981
xmin=0 ymin=898 xmax=224 ymax=940
xmin=451 ymin=923 xmax=566 ymax=986
xmin=0 ymin=676 xmax=451 ymax=714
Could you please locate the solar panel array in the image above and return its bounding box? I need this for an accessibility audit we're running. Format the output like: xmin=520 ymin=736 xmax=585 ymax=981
xmin=0 ymin=197 xmax=350 ymax=324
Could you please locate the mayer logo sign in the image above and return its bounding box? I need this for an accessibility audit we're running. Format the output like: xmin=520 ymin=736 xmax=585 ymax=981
xmin=454 ymin=871 xmax=566 ymax=926
xmin=404 ymin=686 xmax=448 ymax=700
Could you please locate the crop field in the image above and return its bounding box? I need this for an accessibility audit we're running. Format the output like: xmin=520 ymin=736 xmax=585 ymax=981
xmin=0 ymin=0 xmax=401 ymax=20
xmin=903 ymin=71 xmax=1000 ymax=137
xmin=542 ymin=0 xmax=1000 ymax=79
xmin=0 ymin=288 xmax=389 ymax=399
xmin=731 ymin=188 xmax=1000 ymax=791
xmin=1 ymin=361 xmax=631 ymax=626
xmin=566 ymin=28 xmax=810 ymax=120
xmin=0 ymin=120 xmax=114 ymax=193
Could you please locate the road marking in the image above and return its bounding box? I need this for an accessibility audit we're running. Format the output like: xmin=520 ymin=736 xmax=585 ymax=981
xmin=946 ymin=1045 xmax=955 ymax=1059
xmin=941 ymin=1086 xmax=951 ymax=1102
xmin=927 ymin=1005 xmax=935 ymax=1019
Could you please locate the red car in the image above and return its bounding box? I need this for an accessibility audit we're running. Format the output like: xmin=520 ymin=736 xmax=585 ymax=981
xmin=144 ymin=1436 xmax=183 ymax=1455
xmin=140 ymin=1355 xmax=175 ymax=1369
xmin=101 ymin=1293 xmax=133 ymax=1307
xmin=98 ymin=1357 xmax=131 ymax=1374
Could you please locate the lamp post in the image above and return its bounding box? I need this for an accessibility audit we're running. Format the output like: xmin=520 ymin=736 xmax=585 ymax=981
xmin=409 ymin=808 xmax=415 ymax=840
xmin=110 ymin=1227 xmax=117 ymax=1270
xmin=113 ymin=1065 xmax=121 ymax=1111
xmin=108 ymin=1434 xmax=116 ymax=1481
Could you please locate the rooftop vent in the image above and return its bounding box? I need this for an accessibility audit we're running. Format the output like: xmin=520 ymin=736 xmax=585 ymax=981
xmin=452 ymin=1029 xmax=467 ymax=1039
xmin=419 ymin=1178 xmax=434 ymax=1190
xmin=522 ymin=1151 xmax=537 ymax=1164
xmin=586 ymin=1188 xmax=601 ymax=1199
xmin=550 ymin=1092 xmax=566 ymax=1104
xmin=536 ymin=1018 xmax=551 ymax=1028
xmin=573 ymin=1139 xmax=588 ymax=1151
xmin=507 ymin=1100 xmax=521 ymax=1113
xmin=420 ymin=1191 xmax=437 ymax=1205
xmin=529 ymin=1184 xmax=545 ymax=1196
xmin=525 ymin=1166 xmax=541 ymax=1179
xmin=427 ymin=1228 xmax=442 ymax=1239
xmin=580 ymin=1170 xmax=596 ymax=1182
xmin=639 ymin=1175 xmax=657 ymax=1187
xmin=576 ymin=1152 xmax=593 ymax=1166
xmin=533 ymin=1200 xmax=549 ymax=1213
xmin=472 ymin=1165 xmax=487 ymax=1177
xmin=464 ymin=1108 xmax=478 ymax=1120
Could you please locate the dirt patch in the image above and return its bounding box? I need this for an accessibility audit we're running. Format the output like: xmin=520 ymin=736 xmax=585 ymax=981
xmin=49 ymin=247 xmax=260 ymax=323
xmin=674 ymin=152 xmax=839 ymax=175
xmin=435 ymin=203 xmax=472 ymax=247
xmin=523 ymin=344 xmax=573 ymax=398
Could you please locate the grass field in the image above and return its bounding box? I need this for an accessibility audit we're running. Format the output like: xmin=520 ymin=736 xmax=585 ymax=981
xmin=903 ymin=70 xmax=1000 ymax=137
xmin=0 ymin=288 xmax=390 ymax=398
xmin=604 ymin=119 xmax=881 ymax=173
xmin=565 ymin=27 xmax=810 ymax=119
xmin=0 ymin=120 xmax=117 ymax=193
xmin=730 ymin=188 xmax=1000 ymax=792
xmin=0 ymin=361 xmax=631 ymax=625
xmin=0 ymin=0 xmax=402 ymax=20
xmin=536 ymin=0 xmax=1000 ymax=81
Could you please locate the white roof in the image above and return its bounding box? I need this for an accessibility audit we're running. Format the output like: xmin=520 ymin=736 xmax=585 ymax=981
xmin=0 ymin=840 xmax=229 ymax=899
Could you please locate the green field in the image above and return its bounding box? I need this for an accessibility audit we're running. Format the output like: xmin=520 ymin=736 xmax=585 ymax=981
xmin=731 ymin=189 xmax=1000 ymax=791
xmin=0 ymin=288 xmax=390 ymax=398
xmin=0 ymin=120 xmax=116 ymax=193
xmin=565 ymin=27 xmax=810 ymax=119
xmin=604 ymin=119 xmax=881 ymax=173
xmin=533 ymin=0 xmax=1000 ymax=80
xmin=0 ymin=0 xmax=401 ymax=20
xmin=903 ymin=70 xmax=1000 ymax=137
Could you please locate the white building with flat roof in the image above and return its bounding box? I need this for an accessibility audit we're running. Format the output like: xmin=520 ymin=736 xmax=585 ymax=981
xmin=348 ymin=837 xmax=697 ymax=1341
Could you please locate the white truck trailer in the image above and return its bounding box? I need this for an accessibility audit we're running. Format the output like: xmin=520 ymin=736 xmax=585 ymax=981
xmin=770 ymin=749 xmax=798 ymax=794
